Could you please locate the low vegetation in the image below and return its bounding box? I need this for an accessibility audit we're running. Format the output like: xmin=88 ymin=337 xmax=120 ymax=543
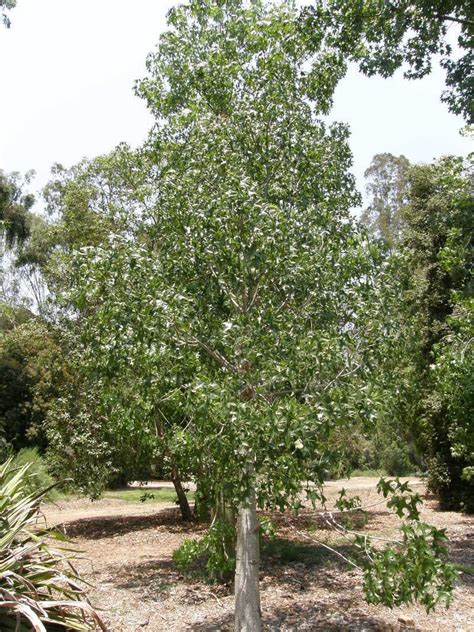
xmin=0 ymin=458 xmax=104 ymax=631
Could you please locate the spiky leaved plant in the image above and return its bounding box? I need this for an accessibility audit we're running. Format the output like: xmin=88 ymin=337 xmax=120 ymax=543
xmin=0 ymin=458 xmax=107 ymax=631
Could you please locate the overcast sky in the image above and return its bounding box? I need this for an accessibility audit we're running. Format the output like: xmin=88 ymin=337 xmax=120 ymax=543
xmin=0 ymin=0 xmax=471 ymax=207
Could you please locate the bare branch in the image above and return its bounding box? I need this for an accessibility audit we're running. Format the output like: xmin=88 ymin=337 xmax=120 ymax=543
xmin=189 ymin=336 xmax=239 ymax=375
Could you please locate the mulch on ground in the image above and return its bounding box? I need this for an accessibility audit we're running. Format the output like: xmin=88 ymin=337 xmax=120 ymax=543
xmin=44 ymin=479 xmax=474 ymax=632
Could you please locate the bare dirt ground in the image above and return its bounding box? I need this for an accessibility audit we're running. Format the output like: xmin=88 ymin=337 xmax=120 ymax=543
xmin=44 ymin=478 xmax=474 ymax=632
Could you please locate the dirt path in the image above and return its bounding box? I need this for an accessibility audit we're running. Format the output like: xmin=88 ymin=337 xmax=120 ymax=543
xmin=43 ymin=478 xmax=474 ymax=632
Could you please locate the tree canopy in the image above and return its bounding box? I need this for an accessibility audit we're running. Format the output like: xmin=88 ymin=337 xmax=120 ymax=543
xmin=301 ymin=0 xmax=474 ymax=122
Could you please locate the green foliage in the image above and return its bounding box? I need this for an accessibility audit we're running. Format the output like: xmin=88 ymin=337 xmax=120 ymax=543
xmin=0 ymin=302 xmax=33 ymax=332
xmin=355 ymin=478 xmax=457 ymax=611
xmin=0 ymin=170 xmax=34 ymax=250
xmin=362 ymin=521 xmax=458 ymax=612
xmin=361 ymin=153 xmax=411 ymax=249
xmin=302 ymin=0 xmax=474 ymax=122
xmin=0 ymin=319 xmax=65 ymax=453
xmin=0 ymin=458 xmax=105 ymax=631
xmin=259 ymin=516 xmax=277 ymax=542
xmin=379 ymin=441 xmax=413 ymax=477
xmin=45 ymin=386 xmax=116 ymax=499
xmin=173 ymin=520 xmax=236 ymax=582
xmin=360 ymin=152 xmax=473 ymax=510
xmin=403 ymin=156 xmax=473 ymax=511
xmin=335 ymin=488 xmax=362 ymax=512
xmin=40 ymin=150 xmax=173 ymax=496
xmin=377 ymin=478 xmax=421 ymax=519
xmin=10 ymin=447 xmax=57 ymax=500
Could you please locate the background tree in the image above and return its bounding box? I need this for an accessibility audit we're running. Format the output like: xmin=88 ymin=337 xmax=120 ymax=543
xmin=0 ymin=316 xmax=66 ymax=455
xmin=38 ymin=148 xmax=174 ymax=498
xmin=361 ymin=152 xmax=473 ymax=510
xmin=301 ymin=0 xmax=474 ymax=122
xmin=0 ymin=0 xmax=16 ymax=28
xmin=362 ymin=153 xmax=411 ymax=249
xmin=0 ymin=170 xmax=34 ymax=251
xmin=402 ymin=155 xmax=473 ymax=510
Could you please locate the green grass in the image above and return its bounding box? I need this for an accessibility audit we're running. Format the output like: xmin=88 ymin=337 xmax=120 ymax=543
xmin=104 ymin=487 xmax=195 ymax=504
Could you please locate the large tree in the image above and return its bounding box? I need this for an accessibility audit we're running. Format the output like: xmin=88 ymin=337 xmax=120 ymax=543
xmin=62 ymin=1 xmax=456 ymax=628
xmin=362 ymin=152 xmax=473 ymax=511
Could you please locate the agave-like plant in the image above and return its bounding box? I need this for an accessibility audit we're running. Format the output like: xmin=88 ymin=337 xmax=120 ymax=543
xmin=0 ymin=458 xmax=107 ymax=631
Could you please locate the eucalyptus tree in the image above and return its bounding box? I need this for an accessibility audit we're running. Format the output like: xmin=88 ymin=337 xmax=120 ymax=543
xmin=0 ymin=170 xmax=34 ymax=251
xmin=68 ymin=1 xmax=456 ymax=628
xmin=361 ymin=153 xmax=411 ymax=250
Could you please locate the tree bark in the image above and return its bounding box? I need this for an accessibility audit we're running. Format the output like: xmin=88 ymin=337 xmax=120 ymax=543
xmin=234 ymin=482 xmax=261 ymax=632
xmin=171 ymin=469 xmax=193 ymax=521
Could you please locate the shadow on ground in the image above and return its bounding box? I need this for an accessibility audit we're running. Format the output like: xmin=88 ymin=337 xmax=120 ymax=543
xmin=59 ymin=507 xmax=205 ymax=540
xmin=106 ymin=537 xmax=356 ymax=602
xmin=449 ymin=533 xmax=474 ymax=589
xmin=266 ymin=508 xmax=388 ymax=532
xmin=189 ymin=600 xmax=392 ymax=631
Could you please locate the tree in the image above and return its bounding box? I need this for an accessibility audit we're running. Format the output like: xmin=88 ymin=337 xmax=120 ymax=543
xmin=40 ymin=149 xmax=176 ymax=499
xmin=0 ymin=170 xmax=35 ymax=310
xmin=0 ymin=0 xmax=16 ymax=28
xmin=61 ymin=2 xmax=456 ymax=628
xmin=361 ymin=152 xmax=473 ymax=510
xmin=301 ymin=0 xmax=474 ymax=122
xmin=0 ymin=170 xmax=34 ymax=251
xmin=362 ymin=153 xmax=411 ymax=249
xmin=402 ymin=155 xmax=473 ymax=510
xmin=0 ymin=316 xmax=65 ymax=455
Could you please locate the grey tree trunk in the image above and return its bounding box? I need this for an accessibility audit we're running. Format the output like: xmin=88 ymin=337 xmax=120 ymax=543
xmin=234 ymin=483 xmax=261 ymax=632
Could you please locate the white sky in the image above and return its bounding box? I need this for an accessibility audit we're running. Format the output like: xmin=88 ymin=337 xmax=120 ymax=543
xmin=0 ymin=0 xmax=471 ymax=206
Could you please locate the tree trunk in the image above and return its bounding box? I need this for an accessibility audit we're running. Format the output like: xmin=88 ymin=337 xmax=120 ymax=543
xmin=234 ymin=482 xmax=261 ymax=632
xmin=171 ymin=469 xmax=193 ymax=521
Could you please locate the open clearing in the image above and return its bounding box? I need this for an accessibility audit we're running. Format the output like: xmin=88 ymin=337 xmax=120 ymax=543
xmin=44 ymin=478 xmax=473 ymax=631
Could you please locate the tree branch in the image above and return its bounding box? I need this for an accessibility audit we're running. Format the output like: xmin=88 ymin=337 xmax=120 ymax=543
xmin=189 ymin=336 xmax=239 ymax=375
xmin=437 ymin=14 xmax=474 ymax=28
